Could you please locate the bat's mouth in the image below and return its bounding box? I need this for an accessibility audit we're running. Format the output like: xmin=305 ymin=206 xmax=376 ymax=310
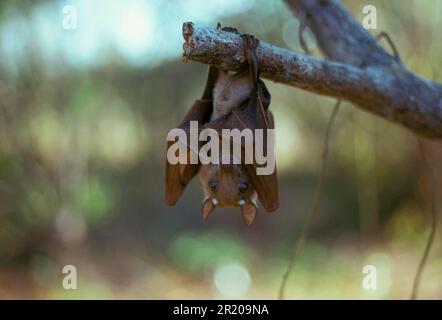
xmin=238 ymin=198 xmax=259 ymax=208
xmin=201 ymin=196 xmax=258 ymax=225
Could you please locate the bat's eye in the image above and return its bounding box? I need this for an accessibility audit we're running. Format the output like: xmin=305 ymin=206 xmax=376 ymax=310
xmin=209 ymin=180 xmax=219 ymax=192
xmin=238 ymin=182 xmax=248 ymax=193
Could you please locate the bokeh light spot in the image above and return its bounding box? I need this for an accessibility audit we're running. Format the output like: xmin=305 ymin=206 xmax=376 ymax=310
xmin=214 ymin=262 xmax=251 ymax=297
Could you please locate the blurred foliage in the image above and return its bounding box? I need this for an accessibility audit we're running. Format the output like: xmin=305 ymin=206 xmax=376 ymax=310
xmin=0 ymin=0 xmax=441 ymax=299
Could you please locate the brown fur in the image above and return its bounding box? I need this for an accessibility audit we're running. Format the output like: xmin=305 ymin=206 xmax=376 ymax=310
xmin=211 ymin=71 xmax=253 ymax=121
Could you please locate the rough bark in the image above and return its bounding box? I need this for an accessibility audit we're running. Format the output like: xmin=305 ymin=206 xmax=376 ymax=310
xmin=182 ymin=2 xmax=442 ymax=139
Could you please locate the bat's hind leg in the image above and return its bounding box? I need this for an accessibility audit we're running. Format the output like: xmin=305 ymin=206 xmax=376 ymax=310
xmin=240 ymin=33 xmax=260 ymax=87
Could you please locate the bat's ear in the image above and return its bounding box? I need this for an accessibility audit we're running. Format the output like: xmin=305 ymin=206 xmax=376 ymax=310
xmin=241 ymin=202 xmax=257 ymax=225
xmin=201 ymin=197 xmax=216 ymax=221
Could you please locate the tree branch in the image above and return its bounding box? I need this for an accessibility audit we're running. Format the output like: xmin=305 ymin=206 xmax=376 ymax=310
xmin=284 ymin=0 xmax=393 ymax=67
xmin=182 ymin=19 xmax=442 ymax=139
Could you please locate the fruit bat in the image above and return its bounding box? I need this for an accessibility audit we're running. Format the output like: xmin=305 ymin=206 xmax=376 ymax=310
xmin=165 ymin=27 xmax=279 ymax=225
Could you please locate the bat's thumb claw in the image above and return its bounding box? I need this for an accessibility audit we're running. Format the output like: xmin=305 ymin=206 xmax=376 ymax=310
xmin=241 ymin=202 xmax=257 ymax=226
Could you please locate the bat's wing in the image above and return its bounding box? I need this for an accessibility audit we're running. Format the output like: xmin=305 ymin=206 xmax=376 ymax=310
xmin=165 ymin=67 xmax=218 ymax=206
xmin=243 ymin=87 xmax=279 ymax=213
xmin=206 ymin=80 xmax=279 ymax=212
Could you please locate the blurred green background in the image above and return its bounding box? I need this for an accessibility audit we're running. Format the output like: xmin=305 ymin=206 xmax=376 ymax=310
xmin=0 ymin=0 xmax=441 ymax=299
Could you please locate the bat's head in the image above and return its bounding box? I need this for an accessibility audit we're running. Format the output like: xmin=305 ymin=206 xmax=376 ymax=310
xmin=199 ymin=161 xmax=258 ymax=225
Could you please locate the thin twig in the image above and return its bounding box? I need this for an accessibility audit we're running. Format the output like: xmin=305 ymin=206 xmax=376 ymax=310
xmin=359 ymin=32 xmax=402 ymax=67
xmin=297 ymin=11 xmax=311 ymax=55
xmin=366 ymin=32 xmax=438 ymax=300
xmin=375 ymin=32 xmax=402 ymax=63
xmin=278 ymin=99 xmax=341 ymax=299
xmin=278 ymin=16 xmax=342 ymax=300
xmin=411 ymin=139 xmax=438 ymax=299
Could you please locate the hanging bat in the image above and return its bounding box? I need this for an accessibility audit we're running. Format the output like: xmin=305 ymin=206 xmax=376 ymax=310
xmin=165 ymin=27 xmax=278 ymax=225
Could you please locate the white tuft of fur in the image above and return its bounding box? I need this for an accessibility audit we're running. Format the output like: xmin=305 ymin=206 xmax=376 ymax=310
xmin=250 ymin=192 xmax=258 ymax=208
xmin=202 ymin=196 xmax=210 ymax=204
